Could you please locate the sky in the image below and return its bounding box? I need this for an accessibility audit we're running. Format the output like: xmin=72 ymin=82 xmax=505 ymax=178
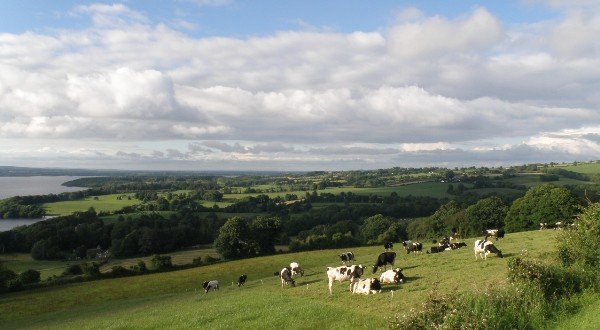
xmin=0 ymin=0 xmax=598 ymax=171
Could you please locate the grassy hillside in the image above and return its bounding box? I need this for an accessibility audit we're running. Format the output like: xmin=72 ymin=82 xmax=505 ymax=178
xmin=559 ymin=162 xmax=600 ymax=175
xmin=43 ymin=194 xmax=140 ymax=216
xmin=0 ymin=230 xmax=559 ymax=329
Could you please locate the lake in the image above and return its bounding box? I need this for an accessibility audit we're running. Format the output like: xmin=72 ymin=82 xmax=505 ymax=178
xmin=0 ymin=176 xmax=84 ymax=200
xmin=0 ymin=176 xmax=85 ymax=231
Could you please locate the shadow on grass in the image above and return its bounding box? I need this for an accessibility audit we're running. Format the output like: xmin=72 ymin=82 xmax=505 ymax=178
xmin=501 ymin=253 xmax=517 ymax=258
xmin=298 ymin=279 xmax=322 ymax=285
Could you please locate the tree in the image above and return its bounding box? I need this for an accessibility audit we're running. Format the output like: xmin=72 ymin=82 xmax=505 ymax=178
xmin=361 ymin=214 xmax=394 ymax=243
xmin=250 ymin=216 xmax=281 ymax=255
xmin=202 ymin=190 xmax=223 ymax=202
xmin=505 ymin=184 xmax=578 ymax=232
xmin=465 ymin=196 xmax=508 ymax=235
xmin=214 ymin=217 xmax=255 ymax=259
xmin=427 ymin=201 xmax=462 ymax=238
xmin=557 ymin=202 xmax=600 ymax=269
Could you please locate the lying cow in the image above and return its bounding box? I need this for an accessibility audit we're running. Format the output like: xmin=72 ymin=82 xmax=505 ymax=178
xmin=326 ymin=264 xmax=364 ymax=294
xmin=427 ymin=244 xmax=448 ymax=254
xmin=379 ymin=268 xmax=405 ymax=284
xmin=290 ymin=262 xmax=304 ymax=277
xmin=384 ymin=242 xmax=394 ymax=251
xmin=237 ymin=274 xmax=247 ymax=287
xmin=339 ymin=252 xmax=355 ymax=265
xmin=353 ymin=278 xmax=382 ymax=295
xmin=203 ymin=280 xmax=219 ymax=293
xmin=449 ymin=242 xmax=467 ymax=250
xmin=474 ymin=240 xmax=503 ymax=260
xmin=482 ymin=229 xmax=505 ymax=240
xmin=402 ymin=240 xmax=423 ymax=254
xmin=372 ymin=252 xmax=396 ymax=273
xmin=279 ymin=267 xmax=296 ymax=287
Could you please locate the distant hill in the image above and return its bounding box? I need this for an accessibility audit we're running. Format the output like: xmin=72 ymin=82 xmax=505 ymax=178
xmin=0 ymin=166 xmax=290 ymax=177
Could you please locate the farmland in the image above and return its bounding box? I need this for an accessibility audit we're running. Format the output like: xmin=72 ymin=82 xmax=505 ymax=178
xmin=43 ymin=194 xmax=140 ymax=216
xmin=0 ymin=230 xmax=567 ymax=328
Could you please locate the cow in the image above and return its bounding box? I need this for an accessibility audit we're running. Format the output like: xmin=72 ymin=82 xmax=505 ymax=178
xmin=326 ymin=264 xmax=364 ymax=294
xmin=427 ymin=245 xmax=447 ymax=254
xmin=202 ymin=280 xmax=219 ymax=293
xmin=438 ymin=237 xmax=450 ymax=246
xmin=384 ymin=242 xmax=394 ymax=251
xmin=372 ymin=252 xmax=397 ymax=273
xmin=554 ymin=222 xmax=563 ymax=230
xmin=539 ymin=223 xmax=549 ymax=230
xmin=482 ymin=229 xmax=505 ymax=240
xmin=279 ymin=267 xmax=296 ymax=287
xmin=237 ymin=274 xmax=247 ymax=287
xmin=474 ymin=240 xmax=503 ymax=260
xmin=290 ymin=262 xmax=304 ymax=277
xmin=450 ymin=228 xmax=460 ymax=242
xmin=339 ymin=252 xmax=355 ymax=265
xmin=379 ymin=268 xmax=405 ymax=284
xmin=353 ymin=278 xmax=382 ymax=295
xmin=402 ymin=241 xmax=423 ymax=254
xmin=449 ymin=242 xmax=467 ymax=250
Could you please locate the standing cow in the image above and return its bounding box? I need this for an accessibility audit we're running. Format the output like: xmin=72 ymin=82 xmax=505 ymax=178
xmin=402 ymin=241 xmax=423 ymax=254
xmin=326 ymin=264 xmax=364 ymax=294
xmin=279 ymin=267 xmax=296 ymax=287
xmin=237 ymin=274 xmax=247 ymax=287
xmin=339 ymin=252 xmax=355 ymax=265
xmin=474 ymin=240 xmax=503 ymax=260
xmin=290 ymin=262 xmax=304 ymax=277
xmin=384 ymin=242 xmax=394 ymax=251
xmin=372 ymin=252 xmax=397 ymax=273
xmin=203 ymin=280 xmax=219 ymax=293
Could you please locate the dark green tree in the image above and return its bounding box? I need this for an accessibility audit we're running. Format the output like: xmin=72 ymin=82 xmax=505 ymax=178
xmin=214 ymin=217 xmax=256 ymax=259
xmin=505 ymin=184 xmax=578 ymax=232
xmin=250 ymin=216 xmax=281 ymax=255
xmin=360 ymin=214 xmax=394 ymax=243
xmin=465 ymin=196 xmax=508 ymax=235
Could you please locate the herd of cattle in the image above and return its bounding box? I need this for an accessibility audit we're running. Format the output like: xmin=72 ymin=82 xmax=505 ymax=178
xmin=202 ymin=228 xmax=509 ymax=294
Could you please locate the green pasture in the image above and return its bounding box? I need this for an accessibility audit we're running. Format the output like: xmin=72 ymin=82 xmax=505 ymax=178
xmin=43 ymin=194 xmax=140 ymax=216
xmin=503 ymin=174 xmax=592 ymax=187
xmin=560 ymin=162 xmax=600 ymax=175
xmin=0 ymin=230 xmax=563 ymax=329
xmin=0 ymin=254 xmax=73 ymax=280
xmin=100 ymin=246 xmax=219 ymax=273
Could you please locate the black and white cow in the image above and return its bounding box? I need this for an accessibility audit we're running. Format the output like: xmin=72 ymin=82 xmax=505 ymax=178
xmin=353 ymin=278 xmax=382 ymax=295
xmin=202 ymin=280 xmax=219 ymax=293
xmin=339 ymin=252 xmax=355 ymax=265
xmin=237 ymin=274 xmax=247 ymax=287
xmin=326 ymin=264 xmax=364 ymax=294
xmin=554 ymin=222 xmax=563 ymax=230
xmin=449 ymin=242 xmax=467 ymax=250
xmin=290 ymin=262 xmax=304 ymax=277
xmin=279 ymin=267 xmax=296 ymax=287
xmin=474 ymin=240 xmax=503 ymax=260
xmin=379 ymin=268 xmax=405 ymax=284
xmin=384 ymin=242 xmax=394 ymax=251
xmin=427 ymin=244 xmax=448 ymax=254
xmin=482 ymin=229 xmax=505 ymax=240
xmin=372 ymin=251 xmax=397 ymax=273
xmin=402 ymin=240 xmax=423 ymax=254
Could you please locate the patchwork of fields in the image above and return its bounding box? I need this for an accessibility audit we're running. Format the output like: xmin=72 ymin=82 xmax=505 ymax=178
xmin=0 ymin=230 xmax=564 ymax=328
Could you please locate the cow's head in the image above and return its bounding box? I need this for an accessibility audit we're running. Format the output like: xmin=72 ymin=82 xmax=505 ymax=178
xmin=370 ymin=278 xmax=382 ymax=291
xmin=202 ymin=281 xmax=209 ymax=289
xmin=394 ymin=268 xmax=405 ymax=284
xmin=353 ymin=265 xmax=364 ymax=278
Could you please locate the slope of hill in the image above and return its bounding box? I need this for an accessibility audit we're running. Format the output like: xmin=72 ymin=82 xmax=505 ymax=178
xmin=0 ymin=230 xmax=557 ymax=329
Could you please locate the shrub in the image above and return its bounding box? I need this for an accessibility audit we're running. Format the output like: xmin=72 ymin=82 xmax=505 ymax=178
xmin=150 ymin=255 xmax=172 ymax=270
xmin=192 ymin=257 xmax=204 ymax=266
xmin=203 ymin=256 xmax=220 ymax=264
xmin=135 ymin=260 xmax=147 ymax=272
xmin=18 ymin=269 xmax=41 ymax=285
xmin=81 ymin=262 xmax=101 ymax=277
xmin=110 ymin=266 xmax=132 ymax=277
xmin=557 ymin=202 xmax=600 ymax=270
xmin=62 ymin=264 xmax=83 ymax=276
xmin=0 ymin=268 xmax=17 ymax=289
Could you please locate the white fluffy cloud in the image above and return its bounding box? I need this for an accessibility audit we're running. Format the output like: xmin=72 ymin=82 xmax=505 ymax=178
xmin=0 ymin=4 xmax=598 ymax=170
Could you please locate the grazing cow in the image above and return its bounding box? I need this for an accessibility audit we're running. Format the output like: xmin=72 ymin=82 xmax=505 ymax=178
xmin=554 ymin=222 xmax=563 ymax=230
xmin=474 ymin=240 xmax=503 ymax=260
xmin=202 ymin=280 xmax=219 ymax=293
xmin=353 ymin=278 xmax=382 ymax=295
xmin=237 ymin=274 xmax=247 ymax=287
xmin=402 ymin=241 xmax=423 ymax=254
xmin=290 ymin=262 xmax=304 ymax=277
xmin=279 ymin=267 xmax=296 ymax=287
xmin=326 ymin=264 xmax=364 ymax=294
xmin=384 ymin=242 xmax=394 ymax=251
xmin=482 ymin=229 xmax=505 ymax=240
xmin=379 ymin=268 xmax=405 ymax=284
xmin=449 ymin=242 xmax=467 ymax=250
xmin=372 ymin=252 xmax=397 ymax=273
xmin=339 ymin=252 xmax=355 ymax=265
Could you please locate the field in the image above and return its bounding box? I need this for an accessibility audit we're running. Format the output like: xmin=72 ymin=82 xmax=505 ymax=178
xmin=43 ymin=194 xmax=140 ymax=216
xmin=558 ymin=162 xmax=600 ymax=175
xmin=0 ymin=254 xmax=73 ymax=280
xmin=0 ymin=230 xmax=573 ymax=329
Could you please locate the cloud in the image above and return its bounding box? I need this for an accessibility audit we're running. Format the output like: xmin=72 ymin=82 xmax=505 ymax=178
xmin=0 ymin=4 xmax=598 ymax=170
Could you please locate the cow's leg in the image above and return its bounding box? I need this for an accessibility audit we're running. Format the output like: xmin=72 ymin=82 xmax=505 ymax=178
xmin=328 ymin=279 xmax=334 ymax=295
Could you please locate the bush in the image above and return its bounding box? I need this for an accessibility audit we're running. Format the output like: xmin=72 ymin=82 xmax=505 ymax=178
xmin=150 ymin=255 xmax=172 ymax=270
xmin=204 ymin=256 xmax=220 ymax=264
xmin=135 ymin=260 xmax=147 ymax=272
xmin=0 ymin=268 xmax=17 ymax=289
xmin=62 ymin=264 xmax=83 ymax=276
xmin=557 ymin=202 xmax=600 ymax=270
xmin=18 ymin=269 xmax=41 ymax=285
xmin=192 ymin=257 xmax=204 ymax=266
xmin=81 ymin=262 xmax=101 ymax=277
xmin=110 ymin=266 xmax=132 ymax=277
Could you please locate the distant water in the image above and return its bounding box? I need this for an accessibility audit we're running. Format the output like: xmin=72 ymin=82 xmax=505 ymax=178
xmin=0 ymin=176 xmax=84 ymax=200
xmin=0 ymin=218 xmax=50 ymax=232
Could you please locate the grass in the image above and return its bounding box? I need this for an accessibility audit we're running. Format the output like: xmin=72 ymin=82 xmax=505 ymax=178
xmin=503 ymin=174 xmax=592 ymax=187
xmin=43 ymin=194 xmax=140 ymax=216
xmin=99 ymin=246 xmax=219 ymax=273
xmin=0 ymin=230 xmax=559 ymax=328
xmin=557 ymin=162 xmax=600 ymax=175
xmin=554 ymin=293 xmax=600 ymax=329
xmin=0 ymin=254 xmax=73 ymax=280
